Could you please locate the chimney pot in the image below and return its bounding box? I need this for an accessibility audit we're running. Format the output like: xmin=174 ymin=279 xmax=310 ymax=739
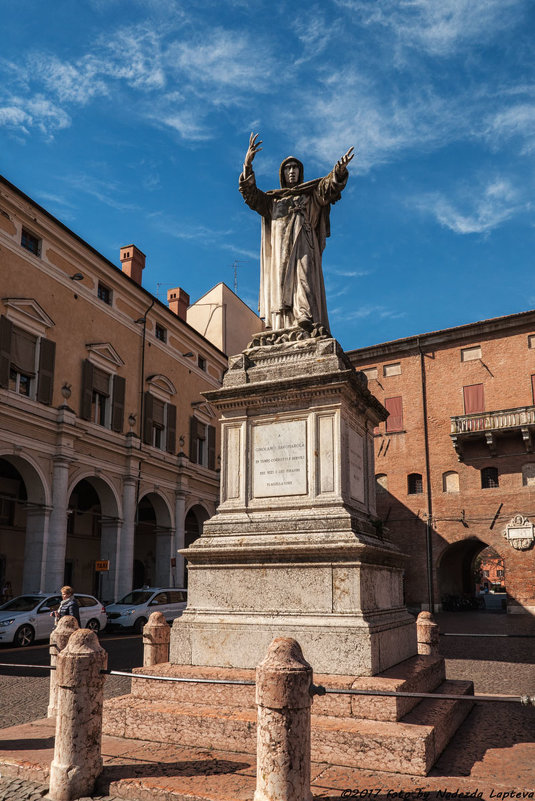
xmin=167 ymin=287 xmax=190 ymax=321
xmin=120 ymin=245 xmax=146 ymax=286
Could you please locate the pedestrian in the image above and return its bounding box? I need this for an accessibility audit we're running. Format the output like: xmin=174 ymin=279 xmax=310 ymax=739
xmin=51 ymin=585 xmax=81 ymax=626
xmin=2 ymin=580 xmax=12 ymax=603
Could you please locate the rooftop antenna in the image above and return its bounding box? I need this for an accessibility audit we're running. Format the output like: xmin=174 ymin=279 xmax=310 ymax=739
xmin=232 ymin=260 xmax=249 ymax=293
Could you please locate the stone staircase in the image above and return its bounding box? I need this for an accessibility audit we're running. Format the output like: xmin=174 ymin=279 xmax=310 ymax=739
xmin=102 ymin=655 xmax=473 ymax=776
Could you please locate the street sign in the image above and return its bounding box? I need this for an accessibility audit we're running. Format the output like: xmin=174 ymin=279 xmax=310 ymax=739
xmin=95 ymin=560 xmax=110 ymax=572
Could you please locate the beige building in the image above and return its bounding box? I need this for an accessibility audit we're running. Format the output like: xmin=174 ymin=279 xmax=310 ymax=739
xmin=0 ymin=174 xmax=228 ymax=602
xmin=187 ymin=282 xmax=263 ymax=356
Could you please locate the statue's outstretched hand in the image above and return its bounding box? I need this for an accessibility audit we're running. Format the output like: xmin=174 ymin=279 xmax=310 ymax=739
xmin=335 ymin=147 xmax=354 ymax=178
xmin=244 ymin=132 xmax=263 ymax=174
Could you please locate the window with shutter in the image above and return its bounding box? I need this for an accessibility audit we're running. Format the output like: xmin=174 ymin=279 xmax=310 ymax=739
xmin=81 ymin=359 xmax=125 ymax=430
xmin=463 ymin=384 xmax=484 ymax=414
xmin=0 ymin=316 xmax=55 ymax=403
xmin=385 ymin=396 xmax=403 ymax=432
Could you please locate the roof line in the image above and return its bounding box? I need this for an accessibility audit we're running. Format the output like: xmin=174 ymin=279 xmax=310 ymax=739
xmin=0 ymin=173 xmax=226 ymax=360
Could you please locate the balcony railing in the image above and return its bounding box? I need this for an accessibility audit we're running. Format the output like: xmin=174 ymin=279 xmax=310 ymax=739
xmin=450 ymin=405 xmax=535 ymax=460
xmin=450 ymin=405 xmax=535 ymax=435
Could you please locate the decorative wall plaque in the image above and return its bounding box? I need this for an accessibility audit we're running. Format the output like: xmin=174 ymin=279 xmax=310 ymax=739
xmin=503 ymin=514 xmax=535 ymax=551
xmin=252 ymin=419 xmax=307 ymax=498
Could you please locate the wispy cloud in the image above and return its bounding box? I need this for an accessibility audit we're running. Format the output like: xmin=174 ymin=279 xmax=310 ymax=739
xmin=412 ymin=178 xmax=526 ymax=234
xmin=334 ymin=0 xmax=522 ymax=56
xmin=486 ymin=103 xmax=535 ymax=155
xmin=331 ymin=304 xmax=406 ymax=321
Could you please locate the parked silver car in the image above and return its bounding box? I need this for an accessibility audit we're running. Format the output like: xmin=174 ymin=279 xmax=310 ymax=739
xmin=0 ymin=593 xmax=107 ymax=647
xmin=106 ymin=587 xmax=187 ymax=633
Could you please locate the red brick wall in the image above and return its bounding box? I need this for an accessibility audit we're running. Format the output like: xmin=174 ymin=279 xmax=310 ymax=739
xmin=349 ymin=317 xmax=535 ymax=614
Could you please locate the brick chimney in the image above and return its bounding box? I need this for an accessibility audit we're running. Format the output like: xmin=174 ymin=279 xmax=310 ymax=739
xmin=167 ymin=287 xmax=190 ymax=321
xmin=120 ymin=245 xmax=145 ymax=285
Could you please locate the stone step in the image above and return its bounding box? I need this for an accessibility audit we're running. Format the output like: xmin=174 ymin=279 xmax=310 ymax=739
xmin=128 ymin=654 xmax=446 ymax=721
xmin=102 ymin=678 xmax=473 ymax=776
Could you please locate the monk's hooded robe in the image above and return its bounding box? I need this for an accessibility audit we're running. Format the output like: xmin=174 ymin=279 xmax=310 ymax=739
xmin=239 ymin=156 xmax=348 ymax=332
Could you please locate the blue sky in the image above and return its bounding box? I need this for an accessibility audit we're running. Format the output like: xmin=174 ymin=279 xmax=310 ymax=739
xmin=1 ymin=0 xmax=534 ymax=351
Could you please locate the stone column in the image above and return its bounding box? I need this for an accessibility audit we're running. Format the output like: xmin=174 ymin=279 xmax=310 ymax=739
xmin=174 ymin=491 xmax=186 ymax=587
xmin=48 ymin=617 xmax=79 ymax=718
xmin=143 ymin=611 xmax=170 ymax=666
xmin=48 ymin=629 xmax=107 ymax=801
xmin=116 ymin=473 xmax=136 ymax=600
xmin=255 ymin=638 xmax=313 ymax=801
xmin=22 ymin=506 xmax=50 ymax=593
xmin=417 ymin=611 xmax=440 ymax=656
xmin=43 ymin=457 xmax=71 ymax=592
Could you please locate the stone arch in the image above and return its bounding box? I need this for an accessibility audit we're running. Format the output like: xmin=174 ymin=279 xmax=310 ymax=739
xmin=442 ymin=471 xmax=460 ymax=493
xmin=67 ymin=473 xmax=121 ymax=600
xmin=0 ymin=453 xmax=50 ymax=594
xmin=436 ymin=537 xmax=488 ymax=607
xmin=135 ymin=491 xmax=174 ymax=588
xmin=183 ymin=503 xmax=211 ymax=588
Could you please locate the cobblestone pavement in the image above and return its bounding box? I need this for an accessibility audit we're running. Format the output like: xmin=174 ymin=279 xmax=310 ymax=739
xmin=0 ymin=777 xmax=127 ymax=801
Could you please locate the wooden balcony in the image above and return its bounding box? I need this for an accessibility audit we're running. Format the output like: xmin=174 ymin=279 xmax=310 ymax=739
xmin=450 ymin=405 xmax=535 ymax=460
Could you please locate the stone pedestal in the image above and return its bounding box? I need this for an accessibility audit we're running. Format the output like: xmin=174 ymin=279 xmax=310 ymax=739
xmin=171 ymin=329 xmax=417 ymax=676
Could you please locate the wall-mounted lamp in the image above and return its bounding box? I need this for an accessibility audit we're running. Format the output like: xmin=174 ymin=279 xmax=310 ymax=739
xmin=134 ymin=317 xmax=145 ymax=325
xmin=70 ymin=273 xmax=84 ymax=281
xmin=182 ymin=351 xmax=194 ymax=358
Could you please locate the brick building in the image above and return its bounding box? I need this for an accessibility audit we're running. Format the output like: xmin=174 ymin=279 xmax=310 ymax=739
xmin=0 ymin=174 xmax=230 ymax=602
xmin=348 ymin=311 xmax=535 ymax=615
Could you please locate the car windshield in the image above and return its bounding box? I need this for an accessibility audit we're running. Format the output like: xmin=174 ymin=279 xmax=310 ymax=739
xmin=0 ymin=595 xmax=42 ymax=612
xmin=116 ymin=591 xmax=153 ymax=605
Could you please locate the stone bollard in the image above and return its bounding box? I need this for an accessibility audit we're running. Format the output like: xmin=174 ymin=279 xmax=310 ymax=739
xmin=143 ymin=611 xmax=171 ymax=666
xmin=417 ymin=611 xmax=440 ymax=656
xmin=255 ymin=638 xmax=313 ymax=801
xmin=48 ymin=616 xmax=79 ymax=718
xmin=47 ymin=629 xmax=107 ymax=801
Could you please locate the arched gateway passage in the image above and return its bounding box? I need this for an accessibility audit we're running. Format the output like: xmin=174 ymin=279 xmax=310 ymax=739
xmin=0 ymin=455 xmax=49 ymax=595
xmin=134 ymin=493 xmax=173 ymax=589
xmin=183 ymin=504 xmax=210 ymax=587
xmin=437 ymin=537 xmax=504 ymax=610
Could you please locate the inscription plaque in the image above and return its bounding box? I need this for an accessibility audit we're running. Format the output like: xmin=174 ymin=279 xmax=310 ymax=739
xmin=253 ymin=420 xmax=307 ymax=497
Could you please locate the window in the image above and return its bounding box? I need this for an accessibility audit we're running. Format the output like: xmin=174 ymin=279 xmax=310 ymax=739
xmin=531 ymin=375 xmax=535 ymax=405
xmin=375 ymin=474 xmax=387 ymax=491
xmin=481 ymin=467 xmax=499 ymax=489
xmin=463 ymin=384 xmax=484 ymax=414
xmin=21 ymin=228 xmax=41 ymax=257
xmin=443 ymin=471 xmax=460 ymax=493
xmin=0 ymin=497 xmax=15 ymax=527
xmin=383 ymin=362 xmax=401 ymax=377
xmin=143 ymin=393 xmax=176 ymax=453
xmin=529 ymin=335 xmax=535 ymax=349
xmin=362 ymin=367 xmax=378 ymax=380
xmin=408 ymin=473 xmax=423 ymax=495
xmin=497 ymin=570 xmax=504 ymax=578
xmin=197 ymin=355 xmax=207 ymax=371
xmin=190 ymin=417 xmax=216 ymax=469
xmin=155 ymin=324 xmax=167 ymax=343
xmin=0 ymin=316 xmax=55 ymax=405
xmin=80 ymin=360 xmax=125 ymax=432
xmin=385 ymin=396 xmax=403 ymax=432
xmin=522 ymin=464 xmax=535 ymax=486
xmin=461 ymin=346 xmax=481 ymax=362
xmin=97 ymin=283 xmax=112 ymax=305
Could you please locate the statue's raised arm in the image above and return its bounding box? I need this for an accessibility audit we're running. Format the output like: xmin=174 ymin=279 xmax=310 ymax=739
xmin=242 ymin=132 xmax=263 ymax=179
xmin=239 ymin=137 xmax=355 ymax=333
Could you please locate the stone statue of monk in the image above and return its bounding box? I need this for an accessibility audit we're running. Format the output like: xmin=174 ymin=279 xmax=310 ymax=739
xmin=239 ymin=133 xmax=354 ymax=333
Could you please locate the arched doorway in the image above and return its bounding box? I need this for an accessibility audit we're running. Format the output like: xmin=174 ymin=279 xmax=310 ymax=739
xmin=437 ymin=537 xmax=491 ymax=610
xmin=0 ymin=455 xmax=49 ymax=595
xmin=134 ymin=493 xmax=173 ymax=589
xmin=183 ymin=504 xmax=210 ymax=587
xmin=67 ymin=476 xmax=120 ymax=601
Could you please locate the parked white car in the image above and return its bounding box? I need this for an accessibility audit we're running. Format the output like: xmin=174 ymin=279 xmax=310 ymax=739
xmin=0 ymin=593 xmax=108 ymax=647
xmin=106 ymin=587 xmax=187 ymax=633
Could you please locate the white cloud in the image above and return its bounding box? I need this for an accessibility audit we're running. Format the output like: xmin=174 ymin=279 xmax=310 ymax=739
xmin=0 ymin=96 xmax=70 ymax=138
xmin=413 ymin=178 xmax=524 ymax=234
xmin=332 ymin=304 xmax=406 ymax=321
xmin=334 ymin=0 xmax=522 ymax=56
xmin=487 ymin=103 xmax=535 ymax=154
